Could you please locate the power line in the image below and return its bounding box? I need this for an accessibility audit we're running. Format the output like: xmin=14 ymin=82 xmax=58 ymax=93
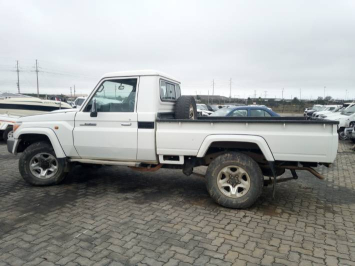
xmin=212 ymin=79 xmax=215 ymax=95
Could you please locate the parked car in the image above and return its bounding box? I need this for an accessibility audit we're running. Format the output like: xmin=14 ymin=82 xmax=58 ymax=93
xmin=248 ymin=105 xmax=273 ymax=111
xmin=0 ymin=114 xmax=20 ymax=141
xmin=72 ymin=97 xmax=87 ymax=108
xmin=315 ymin=106 xmax=344 ymax=119
xmin=305 ymin=105 xmax=325 ymax=117
xmin=205 ymin=104 xmax=217 ymax=112
xmin=8 ymin=70 xmax=338 ymax=209
xmin=211 ymin=106 xmax=280 ymax=117
xmin=312 ymin=105 xmax=341 ymax=118
xmin=304 ymin=105 xmax=323 ymax=116
xmin=322 ymin=104 xmax=355 ymax=140
xmin=197 ymin=104 xmax=213 ymax=116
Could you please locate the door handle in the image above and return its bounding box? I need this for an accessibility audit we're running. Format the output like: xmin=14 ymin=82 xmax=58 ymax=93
xmin=80 ymin=123 xmax=97 ymax=126
xmin=121 ymin=123 xmax=132 ymax=126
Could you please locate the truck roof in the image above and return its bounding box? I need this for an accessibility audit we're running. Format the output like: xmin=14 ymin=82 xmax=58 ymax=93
xmin=101 ymin=70 xmax=179 ymax=83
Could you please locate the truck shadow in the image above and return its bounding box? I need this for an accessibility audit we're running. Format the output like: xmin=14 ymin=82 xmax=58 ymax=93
xmin=2 ymin=164 xmax=355 ymax=238
xmin=62 ymin=165 xmax=355 ymax=214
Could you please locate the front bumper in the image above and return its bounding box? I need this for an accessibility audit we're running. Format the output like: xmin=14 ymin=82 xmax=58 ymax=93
xmin=7 ymin=138 xmax=15 ymax=154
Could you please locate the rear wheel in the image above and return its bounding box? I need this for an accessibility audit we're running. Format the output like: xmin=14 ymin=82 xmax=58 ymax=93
xmin=175 ymin=96 xmax=197 ymax=120
xmin=19 ymin=141 xmax=67 ymax=186
xmin=3 ymin=126 xmax=13 ymax=142
xmin=206 ymin=152 xmax=264 ymax=209
xmin=338 ymin=130 xmax=348 ymax=140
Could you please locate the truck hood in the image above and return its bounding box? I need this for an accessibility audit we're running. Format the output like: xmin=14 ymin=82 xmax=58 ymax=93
xmin=19 ymin=110 xmax=76 ymax=123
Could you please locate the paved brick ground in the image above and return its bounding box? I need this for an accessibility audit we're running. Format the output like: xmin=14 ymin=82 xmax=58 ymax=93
xmin=0 ymin=140 xmax=355 ymax=266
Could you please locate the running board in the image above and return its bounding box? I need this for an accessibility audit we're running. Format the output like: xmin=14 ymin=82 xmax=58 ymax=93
xmin=69 ymin=159 xmax=140 ymax=167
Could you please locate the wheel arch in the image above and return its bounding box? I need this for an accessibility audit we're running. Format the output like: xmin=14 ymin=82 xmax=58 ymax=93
xmin=15 ymin=128 xmax=66 ymax=158
xmin=197 ymin=135 xmax=275 ymax=163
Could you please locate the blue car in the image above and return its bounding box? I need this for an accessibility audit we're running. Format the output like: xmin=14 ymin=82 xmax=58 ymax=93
xmin=210 ymin=106 xmax=280 ymax=117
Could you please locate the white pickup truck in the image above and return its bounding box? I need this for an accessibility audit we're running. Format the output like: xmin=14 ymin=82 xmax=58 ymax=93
xmin=7 ymin=70 xmax=339 ymax=208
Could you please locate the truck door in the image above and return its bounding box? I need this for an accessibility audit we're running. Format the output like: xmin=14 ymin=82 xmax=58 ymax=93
xmin=73 ymin=78 xmax=138 ymax=161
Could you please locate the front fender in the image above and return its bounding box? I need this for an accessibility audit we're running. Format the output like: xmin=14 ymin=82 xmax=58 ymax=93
xmin=15 ymin=128 xmax=66 ymax=158
xmin=196 ymin=134 xmax=275 ymax=162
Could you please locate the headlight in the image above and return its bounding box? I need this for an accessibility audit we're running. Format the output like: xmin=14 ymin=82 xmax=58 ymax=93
xmin=13 ymin=123 xmax=22 ymax=132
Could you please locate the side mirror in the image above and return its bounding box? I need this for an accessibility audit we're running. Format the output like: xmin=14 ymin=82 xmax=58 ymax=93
xmin=90 ymin=99 xmax=97 ymax=117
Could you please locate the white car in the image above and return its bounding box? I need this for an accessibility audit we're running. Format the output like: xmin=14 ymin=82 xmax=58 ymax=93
xmin=0 ymin=114 xmax=20 ymax=141
xmin=304 ymin=105 xmax=323 ymax=117
xmin=7 ymin=70 xmax=338 ymax=209
xmin=322 ymin=104 xmax=355 ymax=139
xmin=312 ymin=105 xmax=341 ymax=118
xmin=72 ymin=97 xmax=87 ymax=108
xmin=197 ymin=104 xmax=213 ymax=116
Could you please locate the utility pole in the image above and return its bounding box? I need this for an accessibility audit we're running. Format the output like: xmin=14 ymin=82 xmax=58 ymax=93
xmin=254 ymin=90 xmax=256 ymax=99
xmin=35 ymin=60 xmax=39 ymax=97
xmin=74 ymin=85 xmax=76 ymax=97
xmin=282 ymin=88 xmax=284 ymax=100
xmin=229 ymin=78 xmax=232 ymax=103
xmin=212 ymin=79 xmax=215 ymax=104
xmin=264 ymin=91 xmax=267 ymax=98
xmin=70 ymin=87 xmax=72 ymax=97
xmin=324 ymin=86 xmax=326 ymax=99
xmin=16 ymin=61 xmax=20 ymax=94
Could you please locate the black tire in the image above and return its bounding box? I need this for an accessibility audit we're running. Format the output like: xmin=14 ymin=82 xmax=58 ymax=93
xmin=338 ymin=130 xmax=348 ymax=140
xmin=205 ymin=152 xmax=264 ymax=209
xmin=3 ymin=126 xmax=13 ymax=142
xmin=351 ymin=138 xmax=355 ymax=143
xmin=19 ymin=141 xmax=67 ymax=186
xmin=175 ymin=96 xmax=197 ymax=120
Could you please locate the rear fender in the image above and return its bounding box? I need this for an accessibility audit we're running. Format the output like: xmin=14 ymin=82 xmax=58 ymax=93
xmin=197 ymin=135 xmax=275 ymax=162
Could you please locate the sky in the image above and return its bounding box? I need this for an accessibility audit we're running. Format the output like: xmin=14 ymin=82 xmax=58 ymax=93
xmin=0 ymin=0 xmax=354 ymax=100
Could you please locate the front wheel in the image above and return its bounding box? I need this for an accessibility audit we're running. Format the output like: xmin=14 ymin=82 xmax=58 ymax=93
xmin=19 ymin=141 xmax=67 ymax=186
xmin=205 ymin=152 xmax=264 ymax=209
xmin=338 ymin=130 xmax=348 ymax=140
xmin=3 ymin=126 xmax=13 ymax=142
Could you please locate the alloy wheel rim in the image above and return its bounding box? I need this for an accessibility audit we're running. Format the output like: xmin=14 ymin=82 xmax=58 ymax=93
xmin=189 ymin=105 xmax=195 ymax=119
xmin=339 ymin=131 xmax=348 ymax=140
xmin=217 ymin=165 xmax=251 ymax=198
xmin=7 ymin=130 xmax=13 ymax=140
xmin=29 ymin=153 xmax=59 ymax=179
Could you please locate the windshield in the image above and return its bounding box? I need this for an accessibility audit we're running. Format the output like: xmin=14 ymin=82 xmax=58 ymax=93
xmin=210 ymin=108 xmax=233 ymax=116
xmin=197 ymin=104 xmax=208 ymax=110
xmin=342 ymin=105 xmax=355 ymax=115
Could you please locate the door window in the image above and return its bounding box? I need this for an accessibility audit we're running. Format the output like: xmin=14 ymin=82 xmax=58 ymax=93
xmin=85 ymin=79 xmax=137 ymax=112
xmin=231 ymin=109 xmax=247 ymax=117
xmin=250 ymin=109 xmax=271 ymax=117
